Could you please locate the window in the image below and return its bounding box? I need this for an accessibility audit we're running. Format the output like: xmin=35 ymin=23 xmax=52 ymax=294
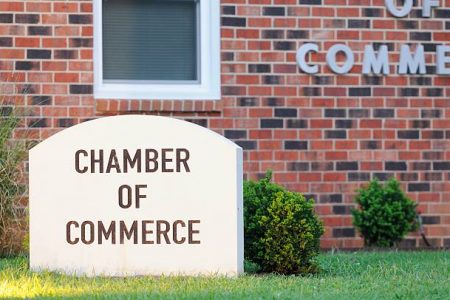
xmin=94 ymin=0 xmax=220 ymax=100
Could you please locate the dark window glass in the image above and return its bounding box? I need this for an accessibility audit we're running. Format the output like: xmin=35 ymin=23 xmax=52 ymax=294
xmin=102 ymin=0 xmax=198 ymax=81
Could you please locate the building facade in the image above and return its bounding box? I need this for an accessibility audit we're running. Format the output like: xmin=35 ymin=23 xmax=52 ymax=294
xmin=0 ymin=0 xmax=449 ymax=249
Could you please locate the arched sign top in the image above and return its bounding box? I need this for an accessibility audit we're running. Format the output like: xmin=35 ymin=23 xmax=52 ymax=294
xmin=31 ymin=115 xmax=241 ymax=154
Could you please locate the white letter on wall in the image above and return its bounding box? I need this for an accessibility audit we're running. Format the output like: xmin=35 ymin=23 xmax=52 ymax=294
xmin=326 ymin=44 xmax=354 ymax=74
xmin=385 ymin=0 xmax=413 ymax=17
xmin=436 ymin=45 xmax=450 ymax=75
xmin=296 ymin=43 xmax=319 ymax=74
xmin=362 ymin=45 xmax=390 ymax=75
xmin=422 ymin=0 xmax=440 ymax=17
xmin=399 ymin=45 xmax=426 ymax=75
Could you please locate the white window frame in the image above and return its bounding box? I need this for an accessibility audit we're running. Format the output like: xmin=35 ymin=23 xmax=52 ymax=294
xmin=93 ymin=0 xmax=221 ymax=100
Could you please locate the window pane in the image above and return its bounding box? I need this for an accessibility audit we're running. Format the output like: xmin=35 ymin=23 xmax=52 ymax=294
xmin=102 ymin=0 xmax=198 ymax=81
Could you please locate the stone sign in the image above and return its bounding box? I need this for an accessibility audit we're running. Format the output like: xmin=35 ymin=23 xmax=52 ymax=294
xmin=29 ymin=115 xmax=243 ymax=276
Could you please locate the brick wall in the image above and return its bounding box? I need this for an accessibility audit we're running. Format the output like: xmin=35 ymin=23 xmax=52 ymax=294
xmin=0 ymin=0 xmax=449 ymax=249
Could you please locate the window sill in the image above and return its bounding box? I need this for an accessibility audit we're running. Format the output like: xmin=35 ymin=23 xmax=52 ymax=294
xmin=94 ymin=82 xmax=221 ymax=101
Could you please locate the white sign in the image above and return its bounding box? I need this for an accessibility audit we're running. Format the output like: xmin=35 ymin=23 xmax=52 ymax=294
xmin=29 ymin=115 xmax=243 ymax=276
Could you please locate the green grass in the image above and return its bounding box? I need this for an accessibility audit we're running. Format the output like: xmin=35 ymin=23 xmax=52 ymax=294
xmin=1 ymin=251 xmax=449 ymax=299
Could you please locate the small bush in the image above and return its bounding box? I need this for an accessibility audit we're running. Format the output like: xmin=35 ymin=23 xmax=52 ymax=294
xmin=244 ymin=171 xmax=324 ymax=275
xmin=352 ymin=178 xmax=418 ymax=248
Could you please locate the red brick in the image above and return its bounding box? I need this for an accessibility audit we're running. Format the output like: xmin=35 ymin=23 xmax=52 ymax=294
xmin=54 ymin=73 xmax=79 ymax=83
xmin=26 ymin=2 xmax=51 ymax=12
xmin=236 ymin=29 xmax=259 ymax=39
xmin=324 ymin=173 xmax=346 ymax=181
xmin=82 ymin=26 xmax=93 ymax=37
xmin=0 ymin=2 xmax=24 ymax=11
xmin=53 ymin=2 xmax=78 ymax=13
xmin=42 ymin=14 xmax=67 ymax=25
xmin=55 ymin=26 xmax=79 ymax=36
xmin=42 ymin=61 xmax=67 ymax=71
xmin=259 ymin=140 xmax=282 ymax=150
xmin=0 ymin=49 xmax=24 ymax=59
xmin=80 ymin=3 xmax=93 ymax=13
xmin=15 ymin=37 xmax=40 ymax=47
xmin=43 ymin=38 xmax=67 ymax=48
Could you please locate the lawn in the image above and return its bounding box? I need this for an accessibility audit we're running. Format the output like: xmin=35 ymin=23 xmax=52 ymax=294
xmin=0 ymin=251 xmax=449 ymax=299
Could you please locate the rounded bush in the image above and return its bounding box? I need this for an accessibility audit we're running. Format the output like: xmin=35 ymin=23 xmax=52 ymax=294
xmin=244 ymin=172 xmax=324 ymax=274
xmin=352 ymin=178 xmax=418 ymax=248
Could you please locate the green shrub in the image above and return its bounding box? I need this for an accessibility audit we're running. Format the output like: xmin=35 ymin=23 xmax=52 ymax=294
xmin=244 ymin=171 xmax=324 ymax=274
xmin=0 ymin=105 xmax=27 ymax=256
xmin=352 ymin=178 xmax=418 ymax=248
xmin=243 ymin=259 xmax=261 ymax=274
